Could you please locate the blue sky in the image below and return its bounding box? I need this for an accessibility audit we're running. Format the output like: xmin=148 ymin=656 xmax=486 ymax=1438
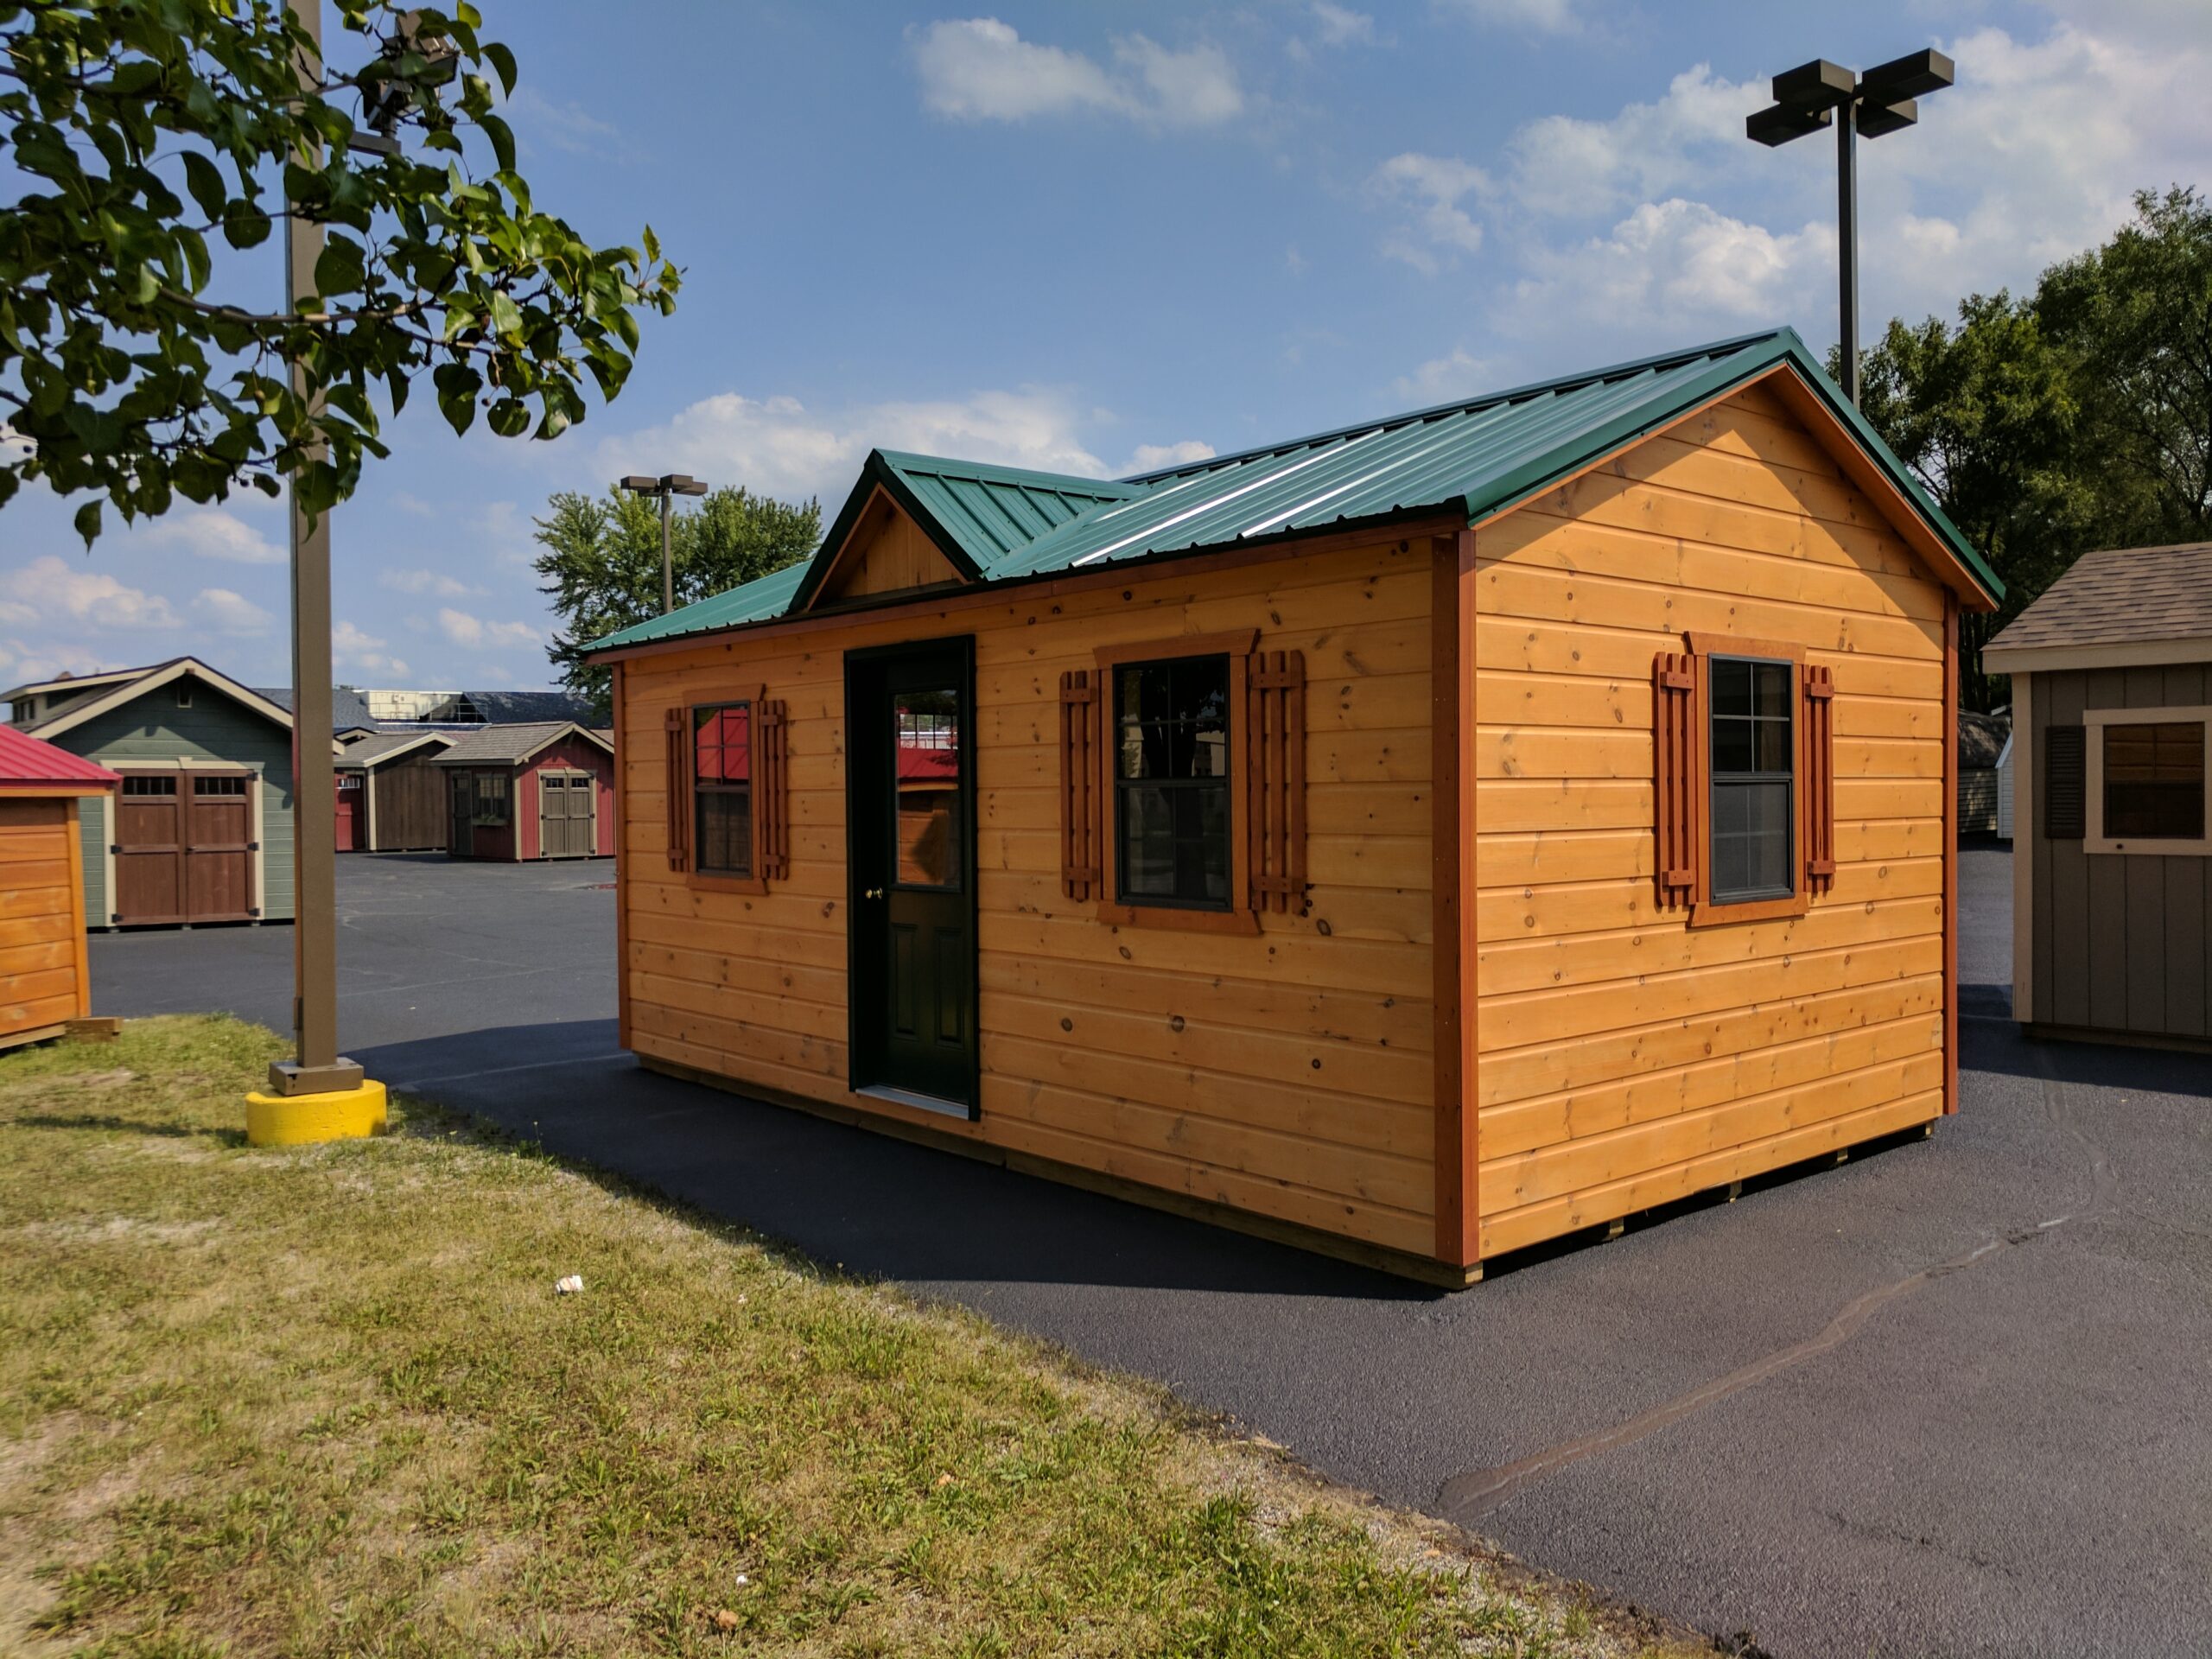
xmin=4 ymin=0 xmax=2209 ymax=694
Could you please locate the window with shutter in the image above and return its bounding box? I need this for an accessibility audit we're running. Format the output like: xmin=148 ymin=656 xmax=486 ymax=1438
xmin=671 ymin=687 xmax=789 ymax=893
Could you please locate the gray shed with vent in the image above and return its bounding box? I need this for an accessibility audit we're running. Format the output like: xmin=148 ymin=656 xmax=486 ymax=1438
xmin=1985 ymin=541 xmax=2212 ymax=1049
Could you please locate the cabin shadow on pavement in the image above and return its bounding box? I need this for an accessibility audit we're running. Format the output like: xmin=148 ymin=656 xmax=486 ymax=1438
xmin=355 ymin=1021 xmax=1443 ymax=1302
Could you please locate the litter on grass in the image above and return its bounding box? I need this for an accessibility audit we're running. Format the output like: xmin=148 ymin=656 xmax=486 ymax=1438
xmin=556 ymin=1274 xmax=584 ymax=1295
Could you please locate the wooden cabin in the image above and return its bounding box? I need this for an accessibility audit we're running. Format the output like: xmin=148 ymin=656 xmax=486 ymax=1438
xmin=0 ymin=725 xmax=118 ymax=1051
xmin=434 ymin=722 xmax=615 ymax=861
xmin=1985 ymin=541 xmax=2212 ymax=1050
xmin=0 ymin=657 xmax=310 ymax=928
xmin=589 ymin=330 xmax=2001 ymax=1283
xmin=334 ymin=729 xmax=458 ymax=852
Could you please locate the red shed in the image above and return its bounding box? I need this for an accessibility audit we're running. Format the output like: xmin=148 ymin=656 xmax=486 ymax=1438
xmin=0 ymin=724 xmax=119 ymax=1050
xmin=434 ymin=721 xmax=615 ymax=861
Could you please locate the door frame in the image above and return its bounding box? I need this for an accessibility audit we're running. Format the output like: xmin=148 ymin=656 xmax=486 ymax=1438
xmin=536 ymin=766 xmax=597 ymax=859
xmin=110 ymin=764 xmax=258 ymax=926
xmin=842 ymin=634 xmax=980 ymax=1118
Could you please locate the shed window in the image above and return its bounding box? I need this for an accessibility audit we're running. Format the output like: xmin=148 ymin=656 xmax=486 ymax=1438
xmin=2103 ymin=721 xmax=2205 ymax=841
xmin=194 ymin=775 xmax=247 ymax=797
xmin=694 ymin=702 xmax=754 ymax=878
xmin=1113 ymin=656 xmax=1233 ymax=911
xmin=1708 ymin=656 xmax=1796 ymax=904
xmin=474 ymin=772 xmax=509 ymax=825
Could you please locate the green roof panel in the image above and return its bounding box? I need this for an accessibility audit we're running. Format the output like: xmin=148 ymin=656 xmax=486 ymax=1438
xmin=589 ymin=327 xmax=1998 ymax=656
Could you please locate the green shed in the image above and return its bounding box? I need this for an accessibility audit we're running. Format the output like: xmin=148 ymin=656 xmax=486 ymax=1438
xmin=2 ymin=657 xmax=312 ymax=928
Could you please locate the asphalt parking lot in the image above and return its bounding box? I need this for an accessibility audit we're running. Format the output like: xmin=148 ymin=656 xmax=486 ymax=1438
xmin=89 ymin=848 xmax=2212 ymax=1659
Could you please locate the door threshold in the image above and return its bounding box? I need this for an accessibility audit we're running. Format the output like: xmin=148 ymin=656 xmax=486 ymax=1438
xmin=855 ymin=1084 xmax=974 ymax=1122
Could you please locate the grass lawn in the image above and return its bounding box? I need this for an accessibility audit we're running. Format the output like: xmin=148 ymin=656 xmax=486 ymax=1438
xmin=0 ymin=1017 xmax=1704 ymax=1658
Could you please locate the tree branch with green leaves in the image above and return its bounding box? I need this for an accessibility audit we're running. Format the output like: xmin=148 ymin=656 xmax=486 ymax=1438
xmin=1 ymin=0 xmax=680 ymax=543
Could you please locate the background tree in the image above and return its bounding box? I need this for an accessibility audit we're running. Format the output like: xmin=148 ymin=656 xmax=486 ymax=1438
xmin=534 ymin=485 xmax=819 ymax=711
xmin=1 ymin=1 xmax=679 ymax=542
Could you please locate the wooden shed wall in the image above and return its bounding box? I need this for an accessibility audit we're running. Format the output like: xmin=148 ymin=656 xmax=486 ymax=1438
xmin=2024 ymin=667 xmax=2212 ymax=1040
xmin=616 ymin=535 xmax=1440 ymax=1257
xmin=1470 ymin=380 xmax=1953 ymax=1258
xmin=0 ymin=796 xmax=91 ymax=1046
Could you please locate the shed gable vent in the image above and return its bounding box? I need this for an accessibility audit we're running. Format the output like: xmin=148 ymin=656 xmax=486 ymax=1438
xmin=2044 ymin=725 xmax=2086 ymax=840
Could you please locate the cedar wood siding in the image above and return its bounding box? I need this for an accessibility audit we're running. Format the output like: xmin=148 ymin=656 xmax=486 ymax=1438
xmin=1471 ymin=381 xmax=1953 ymax=1258
xmin=617 ymin=535 xmax=1440 ymax=1257
xmin=60 ymin=690 xmax=296 ymax=925
xmin=2026 ymin=667 xmax=2212 ymax=1040
xmin=518 ymin=735 xmax=616 ymax=860
xmin=0 ymin=797 xmax=90 ymax=1042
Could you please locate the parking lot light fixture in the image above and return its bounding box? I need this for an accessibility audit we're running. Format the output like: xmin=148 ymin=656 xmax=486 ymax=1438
xmin=619 ymin=472 xmax=711 ymax=614
xmin=1746 ymin=48 xmax=1955 ymax=406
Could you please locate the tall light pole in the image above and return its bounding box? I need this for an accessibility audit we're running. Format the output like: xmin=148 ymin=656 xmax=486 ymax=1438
xmin=620 ymin=473 xmax=709 ymax=613
xmin=1747 ymin=48 xmax=1954 ymax=406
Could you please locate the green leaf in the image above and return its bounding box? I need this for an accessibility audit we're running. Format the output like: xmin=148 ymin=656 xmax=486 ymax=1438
xmin=483 ymin=40 xmax=518 ymax=96
xmin=181 ymin=151 xmax=229 ymax=225
xmin=315 ymin=233 xmax=368 ymax=298
xmin=480 ymin=111 xmax=516 ymax=175
xmin=73 ymin=500 xmax=102 ymax=546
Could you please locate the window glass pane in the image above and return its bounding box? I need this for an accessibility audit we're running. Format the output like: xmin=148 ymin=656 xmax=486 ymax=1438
xmin=1711 ymin=658 xmax=1751 ymax=717
xmin=1752 ymin=660 xmax=1790 ymax=717
xmin=1713 ymin=715 xmax=1754 ymax=773
xmin=695 ymin=702 xmax=750 ymax=785
xmin=1711 ymin=780 xmax=1791 ymax=901
xmin=2104 ymin=721 xmax=2206 ymax=840
xmin=697 ymin=789 xmax=752 ymax=875
xmin=1755 ymin=715 xmax=1792 ymax=772
xmin=1112 ymin=655 xmax=1234 ymax=912
xmin=893 ymin=690 xmax=961 ymax=887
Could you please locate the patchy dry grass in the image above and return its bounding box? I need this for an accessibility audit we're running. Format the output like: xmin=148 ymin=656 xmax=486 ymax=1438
xmin=0 ymin=1017 xmax=1707 ymax=1658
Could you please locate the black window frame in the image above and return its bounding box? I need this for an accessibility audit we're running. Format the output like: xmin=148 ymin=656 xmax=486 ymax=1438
xmin=1110 ymin=652 xmax=1236 ymax=914
xmin=1707 ymin=652 xmax=1797 ymax=907
xmin=473 ymin=770 xmax=510 ymax=827
xmin=692 ymin=699 xmax=755 ymax=880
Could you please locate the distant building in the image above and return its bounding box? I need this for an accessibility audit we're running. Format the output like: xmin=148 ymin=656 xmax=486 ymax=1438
xmin=251 ymin=683 xmax=598 ymax=737
xmin=434 ymin=722 xmax=615 ymax=861
xmin=1957 ymin=709 xmax=2009 ymax=836
xmin=2 ymin=657 xmax=318 ymax=928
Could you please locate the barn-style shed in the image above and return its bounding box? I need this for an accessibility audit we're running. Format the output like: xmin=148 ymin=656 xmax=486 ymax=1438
xmin=590 ymin=328 xmax=2000 ymax=1282
xmin=334 ymin=729 xmax=458 ymax=852
xmin=435 ymin=722 xmax=615 ymax=861
xmin=0 ymin=725 xmax=118 ymax=1051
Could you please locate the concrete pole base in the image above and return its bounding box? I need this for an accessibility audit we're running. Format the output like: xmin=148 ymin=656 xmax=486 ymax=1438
xmin=245 ymin=1078 xmax=388 ymax=1146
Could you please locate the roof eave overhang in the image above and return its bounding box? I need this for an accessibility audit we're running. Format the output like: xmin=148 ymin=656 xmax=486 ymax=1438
xmin=586 ymin=505 xmax=1468 ymax=667
xmin=23 ymin=657 xmax=315 ymax=743
xmin=1983 ymin=637 xmax=2212 ymax=674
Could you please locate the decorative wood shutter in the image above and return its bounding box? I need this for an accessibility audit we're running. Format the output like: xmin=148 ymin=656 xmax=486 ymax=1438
xmin=1246 ymin=649 xmax=1307 ymax=915
xmin=663 ymin=706 xmax=691 ymax=874
xmin=1653 ymin=651 xmax=1699 ymax=909
xmin=2046 ymin=726 xmax=2087 ymax=839
xmin=1803 ymin=665 xmax=1837 ymax=894
xmin=1058 ymin=670 xmax=1103 ymax=901
xmin=758 ymin=699 xmax=790 ymax=881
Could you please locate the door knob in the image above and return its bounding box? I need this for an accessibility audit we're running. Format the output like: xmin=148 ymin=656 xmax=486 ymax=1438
xmin=864 ymin=887 xmax=885 ymax=899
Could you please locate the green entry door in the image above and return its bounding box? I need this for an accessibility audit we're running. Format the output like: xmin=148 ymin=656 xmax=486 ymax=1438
xmin=845 ymin=638 xmax=977 ymax=1116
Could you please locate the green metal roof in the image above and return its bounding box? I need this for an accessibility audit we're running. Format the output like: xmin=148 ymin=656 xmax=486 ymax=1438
xmin=589 ymin=327 xmax=1999 ymax=656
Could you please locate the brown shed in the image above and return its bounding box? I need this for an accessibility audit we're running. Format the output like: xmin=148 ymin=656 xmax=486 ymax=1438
xmin=434 ymin=722 xmax=616 ymax=861
xmin=588 ymin=330 xmax=2002 ymax=1283
xmin=1985 ymin=541 xmax=2212 ymax=1050
xmin=334 ymin=729 xmax=459 ymax=852
xmin=0 ymin=724 xmax=118 ymax=1051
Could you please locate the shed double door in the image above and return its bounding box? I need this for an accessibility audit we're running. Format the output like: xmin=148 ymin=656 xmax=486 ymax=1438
xmin=538 ymin=771 xmax=596 ymax=858
xmin=112 ymin=771 xmax=251 ymax=925
xmin=846 ymin=639 xmax=978 ymax=1115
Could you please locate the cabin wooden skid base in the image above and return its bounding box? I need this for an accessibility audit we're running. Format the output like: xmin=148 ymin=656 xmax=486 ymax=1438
xmin=0 ymin=1021 xmax=68 ymax=1056
xmin=639 ymin=1054 xmax=1483 ymax=1289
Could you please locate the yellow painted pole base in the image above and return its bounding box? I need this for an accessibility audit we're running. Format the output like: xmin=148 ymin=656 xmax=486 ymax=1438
xmin=245 ymin=1078 xmax=388 ymax=1147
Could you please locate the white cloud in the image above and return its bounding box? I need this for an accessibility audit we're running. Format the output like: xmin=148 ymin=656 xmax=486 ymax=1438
xmin=381 ymin=568 xmax=481 ymax=599
xmin=142 ymin=509 xmax=284 ymax=565
xmin=193 ymin=588 xmax=275 ymax=636
xmin=1507 ymin=200 xmax=1834 ymax=336
xmin=437 ymin=608 xmax=540 ymax=652
xmin=909 ymin=18 xmax=1243 ymax=128
xmin=1368 ymin=152 xmax=1491 ymax=272
xmin=598 ymin=385 xmax=1110 ymax=508
xmin=502 ymin=84 xmax=623 ymax=157
xmin=1506 ymin=65 xmax=1762 ymax=217
xmin=1125 ymin=440 xmax=1217 ymax=475
xmin=0 ymin=556 xmax=180 ymax=630
xmin=1391 ymin=346 xmax=1492 ymax=404
xmin=334 ymin=620 xmax=410 ymax=679
xmin=1441 ymin=0 xmax=1582 ymax=35
xmin=1311 ymin=3 xmax=1376 ymax=48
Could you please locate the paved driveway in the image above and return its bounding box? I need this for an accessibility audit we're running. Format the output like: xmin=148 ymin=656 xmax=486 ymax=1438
xmin=91 ymin=849 xmax=2211 ymax=1659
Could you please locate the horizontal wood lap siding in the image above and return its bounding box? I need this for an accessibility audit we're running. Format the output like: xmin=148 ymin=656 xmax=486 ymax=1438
xmin=1471 ymin=382 xmax=1951 ymax=1258
xmin=2030 ymin=665 xmax=2212 ymax=1039
xmin=0 ymin=798 xmax=86 ymax=1039
xmin=617 ymin=536 xmax=1440 ymax=1256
